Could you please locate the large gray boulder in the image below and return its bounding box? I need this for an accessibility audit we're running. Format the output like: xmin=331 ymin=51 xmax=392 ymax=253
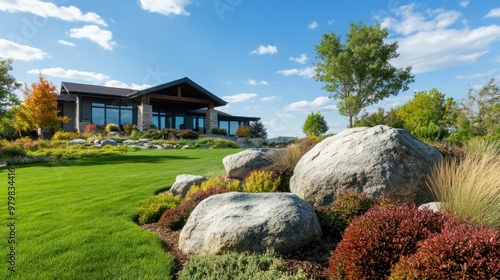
xmin=179 ymin=192 xmax=322 ymax=255
xmin=222 ymin=149 xmax=273 ymax=180
xmin=170 ymin=174 xmax=207 ymax=198
xmin=290 ymin=125 xmax=443 ymax=207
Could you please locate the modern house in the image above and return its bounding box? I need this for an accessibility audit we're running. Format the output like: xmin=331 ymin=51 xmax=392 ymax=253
xmin=57 ymin=77 xmax=260 ymax=136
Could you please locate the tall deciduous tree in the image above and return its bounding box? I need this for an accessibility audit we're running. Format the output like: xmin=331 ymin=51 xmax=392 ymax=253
xmin=459 ymin=78 xmax=500 ymax=136
xmin=14 ymin=75 xmax=69 ymax=137
xmin=314 ymin=21 xmax=414 ymax=128
xmin=0 ymin=58 xmax=21 ymax=115
xmin=302 ymin=112 xmax=329 ymax=137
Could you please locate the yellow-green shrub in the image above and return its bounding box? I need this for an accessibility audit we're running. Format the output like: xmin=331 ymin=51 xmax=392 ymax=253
xmin=52 ymin=131 xmax=83 ymax=140
xmin=105 ymin=123 xmax=119 ymax=133
xmin=137 ymin=193 xmax=182 ymax=224
xmin=186 ymin=176 xmax=241 ymax=200
xmin=244 ymin=169 xmax=280 ymax=193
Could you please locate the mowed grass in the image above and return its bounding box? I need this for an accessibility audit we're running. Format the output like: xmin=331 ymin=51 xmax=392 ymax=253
xmin=0 ymin=148 xmax=242 ymax=279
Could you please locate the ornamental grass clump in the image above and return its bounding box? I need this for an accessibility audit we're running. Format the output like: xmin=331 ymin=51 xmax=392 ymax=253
xmin=327 ymin=204 xmax=447 ymax=280
xmin=244 ymin=169 xmax=281 ymax=193
xmin=265 ymin=138 xmax=317 ymax=169
xmin=185 ymin=175 xmax=240 ymax=200
xmin=137 ymin=193 xmax=182 ymax=224
xmin=426 ymin=140 xmax=500 ymax=229
xmin=390 ymin=220 xmax=500 ymax=280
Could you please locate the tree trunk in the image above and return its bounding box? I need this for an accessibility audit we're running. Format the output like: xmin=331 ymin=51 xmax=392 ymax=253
xmin=349 ymin=115 xmax=353 ymax=128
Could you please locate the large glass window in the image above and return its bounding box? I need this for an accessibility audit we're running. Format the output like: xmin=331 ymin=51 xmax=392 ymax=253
xmin=192 ymin=116 xmax=205 ymax=133
xmin=91 ymin=103 xmax=133 ymax=127
xmin=175 ymin=115 xmax=184 ymax=129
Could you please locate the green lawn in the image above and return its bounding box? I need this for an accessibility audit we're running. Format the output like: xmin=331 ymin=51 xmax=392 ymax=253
xmin=0 ymin=149 xmax=242 ymax=279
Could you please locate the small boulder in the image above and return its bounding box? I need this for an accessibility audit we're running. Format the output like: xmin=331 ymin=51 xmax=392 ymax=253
xmin=170 ymin=174 xmax=208 ymax=198
xmin=179 ymin=192 xmax=322 ymax=255
xmin=222 ymin=149 xmax=273 ymax=180
xmin=69 ymin=139 xmax=87 ymax=145
xmin=182 ymin=145 xmax=190 ymax=149
xmin=290 ymin=125 xmax=443 ymax=207
xmin=99 ymin=139 xmax=117 ymax=147
xmin=123 ymin=139 xmax=137 ymax=145
xmin=418 ymin=202 xmax=444 ymax=212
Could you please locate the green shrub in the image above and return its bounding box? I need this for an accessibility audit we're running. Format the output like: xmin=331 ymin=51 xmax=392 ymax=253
xmin=137 ymin=193 xmax=182 ymax=224
xmin=211 ymin=127 xmax=227 ymax=135
xmin=158 ymin=188 xmax=229 ymax=231
xmin=244 ymin=169 xmax=280 ymax=193
xmin=0 ymin=147 xmax=27 ymax=159
xmin=177 ymin=129 xmax=199 ymax=139
xmin=186 ymin=176 xmax=241 ymax=200
xmin=52 ymin=131 xmax=83 ymax=140
xmin=426 ymin=146 xmax=500 ymax=228
xmin=390 ymin=220 xmax=500 ymax=279
xmin=261 ymin=164 xmax=294 ymax=192
xmin=178 ymin=249 xmax=307 ymax=280
xmin=105 ymin=123 xmax=119 ymax=133
xmin=327 ymin=204 xmax=448 ymax=280
xmin=316 ymin=191 xmax=375 ymax=238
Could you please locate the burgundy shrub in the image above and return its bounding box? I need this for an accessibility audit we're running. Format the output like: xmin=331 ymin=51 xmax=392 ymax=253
xmin=327 ymin=204 xmax=448 ymax=280
xmin=390 ymin=220 xmax=500 ymax=279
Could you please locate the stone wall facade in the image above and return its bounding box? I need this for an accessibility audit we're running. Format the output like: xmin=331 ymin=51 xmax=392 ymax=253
xmin=138 ymin=104 xmax=153 ymax=131
xmin=205 ymin=109 xmax=218 ymax=133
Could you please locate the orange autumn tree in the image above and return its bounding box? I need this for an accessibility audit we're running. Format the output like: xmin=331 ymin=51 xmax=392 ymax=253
xmin=14 ymin=75 xmax=69 ymax=137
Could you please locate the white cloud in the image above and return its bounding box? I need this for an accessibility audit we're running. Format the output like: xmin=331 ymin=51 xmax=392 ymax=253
xmin=289 ymin=53 xmax=308 ymax=64
xmin=456 ymin=70 xmax=497 ymax=80
xmin=247 ymin=79 xmax=269 ymax=86
xmin=460 ymin=0 xmax=469 ymax=8
xmin=104 ymin=80 xmax=152 ymax=90
xmin=57 ymin=40 xmax=75 ymax=47
xmin=249 ymin=45 xmax=278 ymax=55
xmin=27 ymin=67 xmax=109 ymax=82
xmin=261 ymin=96 xmax=281 ymax=101
xmin=380 ymin=4 xmax=500 ymax=73
xmin=308 ymin=21 xmax=318 ymax=30
xmin=0 ymin=39 xmax=47 ymax=61
xmin=139 ymin=0 xmax=192 ymax=16
xmin=328 ymin=19 xmax=334 ymax=25
xmin=0 ymin=0 xmax=107 ymax=26
xmin=222 ymin=93 xmax=258 ymax=103
xmin=485 ymin=8 xmax=500 ymax=18
xmin=276 ymin=66 xmax=315 ymax=78
xmin=285 ymin=96 xmax=337 ymax=112
xmin=69 ymin=25 xmax=116 ymax=51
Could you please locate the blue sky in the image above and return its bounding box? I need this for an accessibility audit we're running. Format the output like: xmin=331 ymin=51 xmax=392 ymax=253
xmin=1 ymin=0 xmax=499 ymax=138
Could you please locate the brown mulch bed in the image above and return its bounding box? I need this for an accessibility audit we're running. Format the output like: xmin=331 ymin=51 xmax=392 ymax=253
xmin=142 ymin=222 xmax=338 ymax=280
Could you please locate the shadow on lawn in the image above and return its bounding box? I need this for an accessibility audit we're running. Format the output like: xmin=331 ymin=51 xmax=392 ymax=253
xmin=34 ymin=153 xmax=199 ymax=168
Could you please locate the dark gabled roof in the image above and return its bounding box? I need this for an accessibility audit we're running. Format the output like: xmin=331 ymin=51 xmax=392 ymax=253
xmin=187 ymin=109 xmax=260 ymax=122
xmin=130 ymin=77 xmax=227 ymax=107
xmin=60 ymin=82 xmax=136 ymax=98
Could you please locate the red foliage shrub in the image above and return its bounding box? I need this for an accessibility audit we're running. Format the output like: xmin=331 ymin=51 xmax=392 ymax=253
xmin=261 ymin=164 xmax=294 ymax=192
xmin=85 ymin=123 xmax=97 ymax=133
xmin=158 ymin=188 xmax=229 ymax=231
xmin=327 ymin=204 xmax=448 ymax=280
xmin=390 ymin=220 xmax=500 ymax=279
